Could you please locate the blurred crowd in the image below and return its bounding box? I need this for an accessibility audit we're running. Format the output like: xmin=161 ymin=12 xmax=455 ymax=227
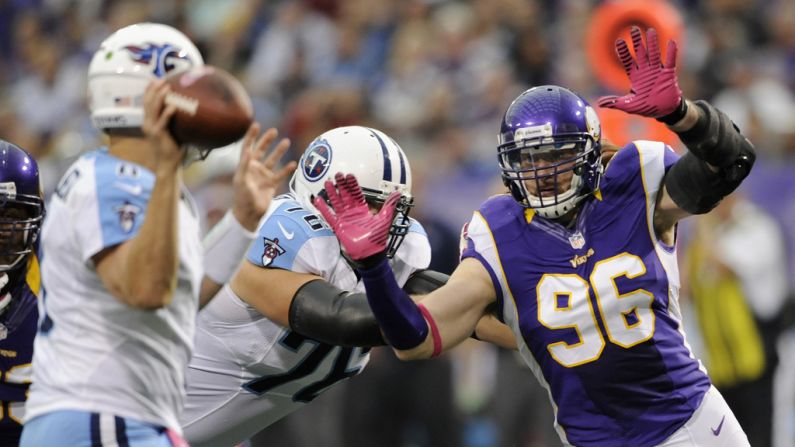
xmin=2 ymin=0 xmax=794 ymax=446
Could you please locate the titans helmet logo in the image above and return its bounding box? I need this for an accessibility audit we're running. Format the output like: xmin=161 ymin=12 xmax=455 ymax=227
xmin=123 ymin=43 xmax=194 ymax=78
xmin=302 ymin=139 xmax=332 ymax=183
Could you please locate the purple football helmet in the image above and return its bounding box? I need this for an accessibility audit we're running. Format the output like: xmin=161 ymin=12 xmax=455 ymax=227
xmin=498 ymin=85 xmax=603 ymax=219
xmin=0 ymin=141 xmax=44 ymax=272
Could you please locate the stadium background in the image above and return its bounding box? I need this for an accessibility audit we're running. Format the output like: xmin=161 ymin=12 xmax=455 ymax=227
xmin=1 ymin=0 xmax=794 ymax=445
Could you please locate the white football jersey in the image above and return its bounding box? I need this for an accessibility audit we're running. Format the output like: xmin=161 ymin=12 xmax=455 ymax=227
xmin=181 ymin=194 xmax=431 ymax=447
xmin=25 ymin=148 xmax=203 ymax=432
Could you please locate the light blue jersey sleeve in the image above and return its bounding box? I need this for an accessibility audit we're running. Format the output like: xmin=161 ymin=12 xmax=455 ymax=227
xmin=246 ymin=199 xmax=336 ymax=271
xmin=63 ymin=149 xmax=156 ymax=263
xmin=92 ymin=153 xmax=155 ymax=250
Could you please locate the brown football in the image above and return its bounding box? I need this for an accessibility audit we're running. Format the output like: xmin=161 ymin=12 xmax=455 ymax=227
xmin=165 ymin=65 xmax=253 ymax=149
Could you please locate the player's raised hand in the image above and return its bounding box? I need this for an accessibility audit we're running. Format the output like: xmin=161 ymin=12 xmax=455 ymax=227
xmin=232 ymin=124 xmax=297 ymax=231
xmin=314 ymin=173 xmax=401 ymax=264
xmin=142 ymin=79 xmax=182 ymax=173
xmin=597 ymin=27 xmax=682 ymax=119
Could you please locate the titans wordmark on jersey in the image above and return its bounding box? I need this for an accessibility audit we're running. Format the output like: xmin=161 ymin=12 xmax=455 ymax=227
xmin=462 ymin=141 xmax=711 ymax=447
xmin=181 ymin=194 xmax=431 ymax=447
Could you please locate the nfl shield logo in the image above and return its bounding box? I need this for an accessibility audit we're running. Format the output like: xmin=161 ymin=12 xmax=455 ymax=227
xmin=568 ymin=232 xmax=586 ymax=249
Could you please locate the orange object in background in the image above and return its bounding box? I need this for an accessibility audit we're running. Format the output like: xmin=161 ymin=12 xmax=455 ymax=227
xmin=597 ymin=106 xmax=682 ymax=150
xmin=586 ymin=0 xmax=684 ymax=93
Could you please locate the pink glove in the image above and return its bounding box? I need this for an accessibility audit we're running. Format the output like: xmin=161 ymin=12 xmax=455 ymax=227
xmin=597 ymin=27 xmax=682 ymax=118
xmin=314 ymin=172 xmax=401 ymax=261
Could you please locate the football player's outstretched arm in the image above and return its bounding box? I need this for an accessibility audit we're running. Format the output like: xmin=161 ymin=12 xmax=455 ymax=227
xmin=199 ymin=126 xmax=296 ymax=307
xmin=316 ymin=173 xmax=499 ymax=359
xmin=95 ymin=81 xmax=183 ymax=310
xmin=598 ymin=27 xmax=755 ymax=235
xmin=411 ymin=270 xmax=517 ymax=350
xmin=229 ymin=255 xmax=496 ymax=348
xmin=400 ymin=258 xmax=498 ymax=359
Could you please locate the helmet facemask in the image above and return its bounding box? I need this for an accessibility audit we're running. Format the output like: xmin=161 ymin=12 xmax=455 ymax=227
xmin=314 ymin=183 xmax=414 ymax=259
xmin=0 ymin=198 xmax=43 ymax=273
xmin=0 ymin=196 xmax=43 ymax=338
xmin=500 ymin=132 xmax=602 ymax=219
xmin=497 ymin=85 xmax=605 ymax=220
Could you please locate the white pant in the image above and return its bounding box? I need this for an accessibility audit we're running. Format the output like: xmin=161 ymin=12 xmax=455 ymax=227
xmin=659 ymin=386 xmax=750 ymax=446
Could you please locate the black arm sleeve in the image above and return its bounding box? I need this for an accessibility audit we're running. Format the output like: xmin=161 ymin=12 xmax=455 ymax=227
xmin=665 ymin=100 xmax=756 ymax=215
xmin=288 ymin=270 xmax=451 ymax=347
xmin=289 ymin=280 xmax=385 ymax=347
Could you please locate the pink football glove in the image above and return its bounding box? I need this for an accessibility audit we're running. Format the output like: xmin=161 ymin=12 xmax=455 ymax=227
xmin=597 ymin=27 xmax=682 ymax=118
xmin=314 ymin=172 xmax=401 ymax=262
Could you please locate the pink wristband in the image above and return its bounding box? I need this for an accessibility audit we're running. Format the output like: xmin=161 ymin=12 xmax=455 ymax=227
xmin=417 ymin=303 xmax=442 ymax=357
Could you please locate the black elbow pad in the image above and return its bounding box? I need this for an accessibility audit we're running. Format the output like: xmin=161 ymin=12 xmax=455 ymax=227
xmin=676 ymin=100 xmax=756 ymax=175
xmin=667 ymin=100 xmax=756 ymax=215
xmin=289 ymin=280 xmax=385 ymax=347
xmin=288 ymin=270 xmax=451 ymax=347
xmin=665 ymin=150 xmax=753 ymax=215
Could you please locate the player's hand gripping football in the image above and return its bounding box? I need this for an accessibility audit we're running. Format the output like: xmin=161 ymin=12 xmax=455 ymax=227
xmin=314 ymin=173 xmax=401 ymax=264
xmin=142 ymin=79 xmax=182 ymax=173
xmin=597 ymin=27 xmax=683 ymax=119
xmin=232 ymin=124 xmax=297 ymax=231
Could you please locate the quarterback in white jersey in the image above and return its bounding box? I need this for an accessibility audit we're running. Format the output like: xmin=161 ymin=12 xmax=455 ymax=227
xmin=22 ymin=23 xmax=295 ymax=447
xmin=27 ymin=147 xmax=203 ymax=429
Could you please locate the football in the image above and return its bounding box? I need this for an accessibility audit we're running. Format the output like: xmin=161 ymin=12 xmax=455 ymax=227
xmin=165 ymin=65 xmax=253 ymax=149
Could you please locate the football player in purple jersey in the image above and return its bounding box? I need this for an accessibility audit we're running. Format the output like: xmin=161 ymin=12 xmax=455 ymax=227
xmin=316 ymin=27 xmax=755 ymax=446
xmin=0 ymin=140 xmax=44 ymax=445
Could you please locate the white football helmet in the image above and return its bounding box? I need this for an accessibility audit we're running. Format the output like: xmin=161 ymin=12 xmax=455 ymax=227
xmin=290 ymin=126 xmax=414 ymax=258
xmin=88 ymin=23 xmax=204 ymax=131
